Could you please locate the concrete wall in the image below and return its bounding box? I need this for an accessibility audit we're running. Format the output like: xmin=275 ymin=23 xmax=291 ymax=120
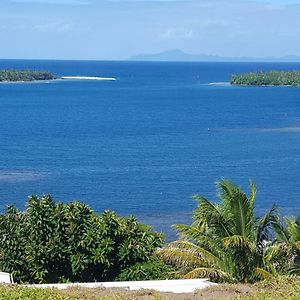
xmin=28 ymin=279 xmax=216 ymax=293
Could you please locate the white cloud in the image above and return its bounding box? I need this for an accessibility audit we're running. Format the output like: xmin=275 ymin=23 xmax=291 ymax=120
xmin=33 ymin=21 xmax=74 ymax=33
xmin=254 ymin=0 xmax=300 ymax=4
xmin=160 ymin=28 xmax=198 ymax=39
xmin=106 ymin=0 xmax=188 ymax=2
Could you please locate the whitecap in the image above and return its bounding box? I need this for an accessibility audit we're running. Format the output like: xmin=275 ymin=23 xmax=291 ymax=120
xmin=259 ymin=127 xmax=300 ymax=133
xmin=0 ymin=170 xmax=45 ymax=182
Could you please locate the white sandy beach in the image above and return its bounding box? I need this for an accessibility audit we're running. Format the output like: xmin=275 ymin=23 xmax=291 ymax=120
xmin=61 ymin=76 xmax=116 ymax=81
xmin=208 ymin=82 xmax=230 ymax=86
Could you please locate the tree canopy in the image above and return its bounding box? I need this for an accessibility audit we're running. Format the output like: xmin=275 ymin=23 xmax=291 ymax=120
xmin=0 ymin=70 xmax=57 ymax=82
xmin=231 ymin=71 xmax=300 ymax=86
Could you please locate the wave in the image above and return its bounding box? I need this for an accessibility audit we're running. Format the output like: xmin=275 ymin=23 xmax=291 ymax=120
xmin=259 ymin=127 xmax=300 ymax=133
xmin=0 ymin=170 xmax=45 ymax=182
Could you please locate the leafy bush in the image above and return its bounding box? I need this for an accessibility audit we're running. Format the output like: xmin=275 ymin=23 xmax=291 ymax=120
xmin=0 ymin=195 xmax=165 ymax=283
xmin=117 ymin=257 xmax=174 ymax=281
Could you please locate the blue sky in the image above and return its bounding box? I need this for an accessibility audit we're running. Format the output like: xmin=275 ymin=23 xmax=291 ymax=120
xmin=1 ymin=0 xmax=300 ymax=60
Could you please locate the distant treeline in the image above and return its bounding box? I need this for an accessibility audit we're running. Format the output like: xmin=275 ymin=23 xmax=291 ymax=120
xmin=231 ymin=70 xmax=300 ymax=86
xmin=0 ymin=70 xmax=57 ymax=82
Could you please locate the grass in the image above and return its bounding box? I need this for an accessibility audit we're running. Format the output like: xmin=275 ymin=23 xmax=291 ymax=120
xmin=0 ymin=276 xmax=299 ymax=299
xmin=197 ymin=276 xmax=300 ymax=300
xmin=0 ymin=285 xmax=66 ymax=300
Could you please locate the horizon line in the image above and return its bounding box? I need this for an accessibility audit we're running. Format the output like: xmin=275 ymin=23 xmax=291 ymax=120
xmin=1 ymin=58 xmax=300 ymax=63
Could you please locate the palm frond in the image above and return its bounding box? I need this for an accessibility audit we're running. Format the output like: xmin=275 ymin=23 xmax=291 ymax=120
xmin=285 ymin=217 xmax=300 ymax=243
xmin=295 ymin=241 xmax=300 ymax=251
xmin=273 ymin=221 xmax=290 ymax=245
xmin=256 ymin=204 xmax=279 ymax=247
xmin=262 ymin=243 xmax=292 ymax=275
xmin=217 ymin=180 xmax=255 ymax=238
xmin=184 ymin=267 xmax=235 ymax=282
xmin=193 ymin=195 xmax=231 ymax=237
xmin=172 ymin=225 xmax=224 ymax=254
xmin=248 ymin=180 xmax=257 ymax=208
xmin=223 ymin=235 xmax=253 ymax=251
xmin=157 ymin=247 xmax=206 ymax=268
xmin=173 ymin=223 xmax=206 ymax=240
xmin=254 ymin=267 xmax=273 ymax=280
xmin=164 ymin=240 xmax=223 ymax=267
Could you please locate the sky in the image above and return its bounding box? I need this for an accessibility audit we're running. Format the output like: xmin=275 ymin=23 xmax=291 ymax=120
xmin=1 ymin=0 xmax=300 ymax=60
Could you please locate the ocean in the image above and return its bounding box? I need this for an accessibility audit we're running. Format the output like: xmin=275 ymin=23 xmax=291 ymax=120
xmin=0 ymin=60 xmax=300 ymax=240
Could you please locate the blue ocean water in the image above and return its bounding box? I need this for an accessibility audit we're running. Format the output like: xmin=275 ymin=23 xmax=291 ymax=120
xmin=0 ymin=60 xmax=300 ymax=240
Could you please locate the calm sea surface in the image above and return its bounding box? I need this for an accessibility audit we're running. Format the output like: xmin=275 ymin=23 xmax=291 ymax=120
xmin=0 ymin=60 xmax=300 ymax=239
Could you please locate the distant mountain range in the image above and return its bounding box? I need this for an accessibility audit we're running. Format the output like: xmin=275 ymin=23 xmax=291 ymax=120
xmin=130 ymin=49 xmax=300 ymax=62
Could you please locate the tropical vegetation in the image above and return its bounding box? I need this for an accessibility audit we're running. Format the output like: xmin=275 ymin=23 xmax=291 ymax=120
xmin=0 ymin=70 xmax=57 ymax=82
xmin=231 ymin=70 xmax=300 ymax=86
xmin=1 ymin=179 xmax=300 ymax=287
xmin=158 ymin=179 xmax=300 ymax=283
xmin=0 ymin=195 xmax=170 ymax=283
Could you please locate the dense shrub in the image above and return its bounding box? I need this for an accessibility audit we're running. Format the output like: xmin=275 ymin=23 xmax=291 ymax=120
xmin=0 ymin=195 xmax=165 ymax=283
xmin=117 ymin=257 xmax=174 ymax=281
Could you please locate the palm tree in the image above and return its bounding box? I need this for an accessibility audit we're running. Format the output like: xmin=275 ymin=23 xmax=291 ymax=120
xmin=158 ymin=179 xmax=279 ymax=283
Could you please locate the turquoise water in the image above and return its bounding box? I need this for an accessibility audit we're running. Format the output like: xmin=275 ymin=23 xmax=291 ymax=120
xmin=0 ymin=60 xmax=300 ymax=239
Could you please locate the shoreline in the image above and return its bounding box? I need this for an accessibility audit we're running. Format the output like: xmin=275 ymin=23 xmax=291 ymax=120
xmin=61 ymin=76 xmax=116 ymax=81
xmin=208 ymin=82 xmax=300 ymax=87
xmin=0 ymin=76 xmax=116 ymax=84
xmin=231 ymin=83 xmax=300 ymax=87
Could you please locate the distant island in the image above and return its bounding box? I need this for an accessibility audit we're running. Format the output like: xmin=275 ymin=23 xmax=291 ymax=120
xmin=231 ymin=71 xmax=300 ymax=86
xmin=0 ymin=70 xmax=57 ymax=82
xmin=0 ymin=70 xmax=116 ymax=82
xmin=130 ymin=49 xmax=300 ymax=62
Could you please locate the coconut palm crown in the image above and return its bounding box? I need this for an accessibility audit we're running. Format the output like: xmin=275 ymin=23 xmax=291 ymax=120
xmin=158 ymin=179 xmax=279 ymax=283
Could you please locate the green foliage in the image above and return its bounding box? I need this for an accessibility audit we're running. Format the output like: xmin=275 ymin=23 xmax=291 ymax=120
xmin=231 ymin=70 xmax=300 ymax=86
xmin=158 ymin=180 xmax=281 ymax=283
xmin=116 ymin=257 xmax=174 ymax=281
xmin=0 ymin=69 xmax=57 ymax=82
xmin=0 ymin=195 xmax=164 ymax=283
xmin=270 ymin=217 xmax=300 ymax=275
